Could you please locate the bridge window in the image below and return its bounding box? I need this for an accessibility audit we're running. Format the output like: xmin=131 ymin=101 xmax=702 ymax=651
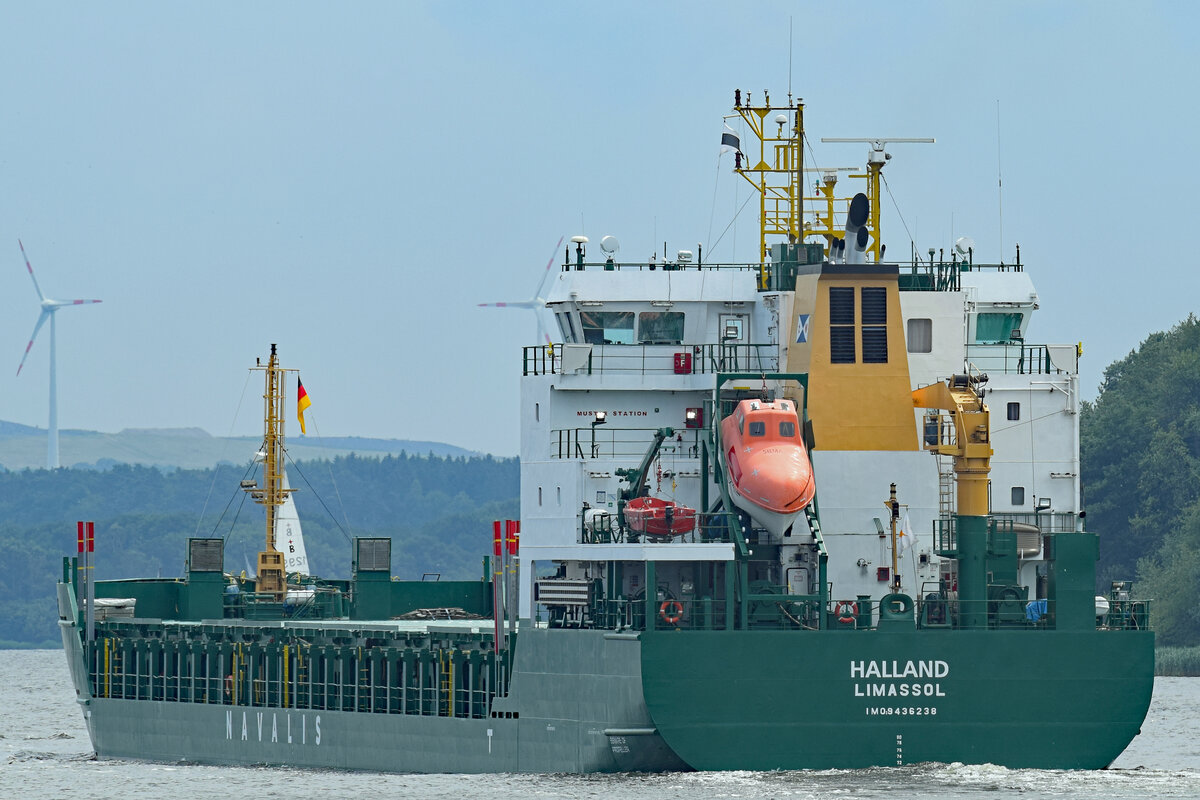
xmin=637 ymin=311 xmax=684 ymax=344
xmin=580 ymin=311 xmax=634 ymax=344
xmin=976 ymin=312 xmax=1023 ymax=343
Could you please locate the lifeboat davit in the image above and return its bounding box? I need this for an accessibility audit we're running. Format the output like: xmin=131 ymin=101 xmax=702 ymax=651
xmin=719 ymin=398 xmax=815 ymax=537
xmin=623 ymin=496 xmax=697 ymax=538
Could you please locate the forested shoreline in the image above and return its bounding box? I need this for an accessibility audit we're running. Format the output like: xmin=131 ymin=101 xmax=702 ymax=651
xmin=3 ymin=315 xmax=1199 ymax=651
xmin=0 ymin=452 xmax=518 ymax=647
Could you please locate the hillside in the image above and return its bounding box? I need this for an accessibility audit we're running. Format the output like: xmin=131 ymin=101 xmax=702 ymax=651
xmin=0 ymin=452 xmax=518 ymax=647
xmin=0 ymin=421 xmax=480 ymax=471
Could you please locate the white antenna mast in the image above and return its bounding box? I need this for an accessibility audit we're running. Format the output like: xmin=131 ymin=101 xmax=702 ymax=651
xmin=996 ymin=100 xmax=1004 ymax=264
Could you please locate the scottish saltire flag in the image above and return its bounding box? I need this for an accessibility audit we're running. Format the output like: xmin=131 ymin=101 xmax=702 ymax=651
xmin=795 ymin=314 xmax=811 ymax=343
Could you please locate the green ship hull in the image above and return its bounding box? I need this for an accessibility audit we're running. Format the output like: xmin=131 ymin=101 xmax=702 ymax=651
xmin=641 ymin=629 xmax=1154 ymax=770
xmin=59 ymin=583 xmax=1153 ymax=772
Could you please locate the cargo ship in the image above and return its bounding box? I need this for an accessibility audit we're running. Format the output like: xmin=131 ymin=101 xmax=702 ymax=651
xmin=56 ymin=90 xmax=1154 ymax=772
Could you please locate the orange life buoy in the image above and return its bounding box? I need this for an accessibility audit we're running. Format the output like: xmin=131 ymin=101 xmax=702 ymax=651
xmin=659 ymin=600 xmax=684 ymax=625
xmin=835 ymin=600 xmax=858 ymax=624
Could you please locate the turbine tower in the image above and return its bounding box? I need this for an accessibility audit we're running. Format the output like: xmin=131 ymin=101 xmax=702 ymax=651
xmin=477 ymin=236 xmax=564 ymax=345
xmin=15 ymin=240 xmax=102 ymax=469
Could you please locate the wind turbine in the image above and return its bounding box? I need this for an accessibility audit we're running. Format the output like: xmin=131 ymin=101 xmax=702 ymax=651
xmin=477 ymin=236 xmax=564 ymax=344
xmin=15 ymin=240 xmax=102 ymax=469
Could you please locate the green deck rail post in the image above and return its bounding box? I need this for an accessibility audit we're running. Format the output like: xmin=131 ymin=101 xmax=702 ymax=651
xmin=645 ymin=561 xmax=656 ymax=631
xmin=724 ymin=562 xmax=735 ymax=630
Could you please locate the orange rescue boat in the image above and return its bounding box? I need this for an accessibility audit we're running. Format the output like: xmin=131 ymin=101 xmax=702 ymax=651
xmin=719 ymin=398 xmax=815 ymax=537
xmin=623 ymin=496 xmax=697 ymax=538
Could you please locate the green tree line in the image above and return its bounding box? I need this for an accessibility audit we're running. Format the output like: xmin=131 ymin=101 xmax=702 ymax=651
xmin=6 ymin=317 xmax=1200 ymax=647
xmin=0 ymin=452 xmax=517 ymax=647
xmin=1082 ymin=314 xmax=1200 ymax=644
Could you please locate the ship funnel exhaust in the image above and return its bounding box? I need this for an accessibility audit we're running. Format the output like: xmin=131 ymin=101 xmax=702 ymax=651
xmin=845 ymin=193 xmax=870 ymax=264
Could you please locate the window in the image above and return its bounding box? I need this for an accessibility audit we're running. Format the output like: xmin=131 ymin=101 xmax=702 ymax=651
xmin=907 ymin=318 xmax=932 ymax=353
xmin=976 ymin=312 xmax=1023 ymax=343
xmin=1011 ymin=487 xmax=1025 ymax=506
xmin=829 ymin=286 xmax=856 ymax=364
xmin=748 ymin=421 xmax=766 ymax=436
xmin=637 ymin=311 xmax=684 ymax=344
xmin=535 ymin=402 xmax=540 ymax=422
xmin=1007 ymin=402 xmax=1020 ymax=421
xmin=779 ymin=421 xmax=796 ymax=438
xmin=557 ymin=486 xmax=561 ymax=505
xmin=580 ymin=310 xmax=634 ymax=344
xmin=861 ymin=287 xmax=888 ymax=363
xmin=538 ymin=487 xmax=543 ymax=506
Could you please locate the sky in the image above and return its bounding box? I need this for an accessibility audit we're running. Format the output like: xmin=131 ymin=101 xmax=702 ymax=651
xmin=0 ymin=1 xmax=1195 ymax=458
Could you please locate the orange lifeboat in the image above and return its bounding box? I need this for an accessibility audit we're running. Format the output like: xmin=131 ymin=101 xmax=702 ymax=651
xmin=623 ymin=496 xmax=697 ymax=538
xmin=719 ymin=398 xmax=815 ymax=537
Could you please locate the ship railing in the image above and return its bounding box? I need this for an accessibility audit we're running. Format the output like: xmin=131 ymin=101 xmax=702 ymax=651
xmin=992 ymin=512 xmax=1079 ymax=534
xmin=573 ymin=593 xmax=823 ymax=632
xmin=523 ymin=342 xmax=779 ymax=377
xmin=554 ymin=425 xmax=704 ymax=461
xmin=580 ymin=510 xmax=741 ymax=545
xmin=83 ymin=625 xmax=505 ymax=720
xmin=585 ymin=596 xmax=740 ymax=632
xmin=560 ymin=259 xmax=761 ymax=273
xmin=898 ymin=258 xmax=1024 ymax=293
xmin=964 ymin=343 xmax=1073 ymax=376
xmin=1100 ymin=598 xmax=1152 ymax=631
xmin=936 ymin=513 xmax=1081 ymax=555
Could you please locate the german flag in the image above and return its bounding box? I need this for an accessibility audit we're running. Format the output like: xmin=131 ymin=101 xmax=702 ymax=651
xmin=297 ymin=377 xmax=312 ymax=434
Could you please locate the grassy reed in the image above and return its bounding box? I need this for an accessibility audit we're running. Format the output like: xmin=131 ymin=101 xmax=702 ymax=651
xmin=1156 ymin=647 xmax=1200 ymax=676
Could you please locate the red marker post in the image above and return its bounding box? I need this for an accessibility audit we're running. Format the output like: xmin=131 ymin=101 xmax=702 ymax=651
xmin=492 ymin=521 xmax=503 ymax=654
xmin=78 ymin=521 xmax=96 ymax=657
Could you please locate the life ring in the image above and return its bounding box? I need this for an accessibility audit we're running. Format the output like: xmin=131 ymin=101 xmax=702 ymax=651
xmin=835 ymin=600 xmax=858 ymax=624
xmin=659 ymin=600 xmax=684 ymax=625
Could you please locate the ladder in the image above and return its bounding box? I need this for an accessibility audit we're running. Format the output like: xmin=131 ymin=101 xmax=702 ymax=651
xmin=937 ymin=454 xmax=956 ymax=550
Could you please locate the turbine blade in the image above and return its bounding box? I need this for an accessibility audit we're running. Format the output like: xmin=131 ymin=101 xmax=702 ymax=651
xmin=18 ymin=240 xmax=46 ymax=302
xmin=533 ymin=236 xmax=566 ymax=302
xmin=477 ymin=301 xmax=536 ymax=309
xmin=537 ymin=315 xmax=552 ymax=345
xmin=62 ymin=299 xmax=103 ymax=306
xmin=16 ymin=310 xmax=51 ymax=376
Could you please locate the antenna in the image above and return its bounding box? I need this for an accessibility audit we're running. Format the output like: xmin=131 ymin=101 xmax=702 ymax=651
xmin=600 ymin=235 xmax=620 ymax=258
xmin=996 ymin=100 xmax=1004 ymax=264
xmin=820 ymin=138 xmax=934 ymax=262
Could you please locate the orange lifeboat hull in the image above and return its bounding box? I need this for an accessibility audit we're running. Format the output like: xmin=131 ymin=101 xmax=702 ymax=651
xmin=623 ymin=496 xmax=697 ymax=537
xmin=719 ymin=399 xmax=815 ymax=537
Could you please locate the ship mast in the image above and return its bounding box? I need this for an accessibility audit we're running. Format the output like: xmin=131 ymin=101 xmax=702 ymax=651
xmin=732 ymin=89 xmax=804 ymax=285
xmin=249 ymin=343 xmax=293 ymax=601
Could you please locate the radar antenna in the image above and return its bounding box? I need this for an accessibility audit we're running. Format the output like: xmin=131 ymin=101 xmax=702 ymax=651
xmin=819 ymin=137 xmax=934 ymax=262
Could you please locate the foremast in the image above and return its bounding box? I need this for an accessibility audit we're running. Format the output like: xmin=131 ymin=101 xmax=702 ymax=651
xmin=247 ymin=343 xmax=295 ymax=600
